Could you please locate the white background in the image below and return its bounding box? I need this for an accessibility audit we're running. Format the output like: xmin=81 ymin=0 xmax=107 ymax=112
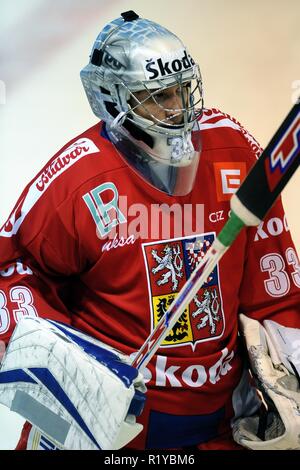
xmin=0 ymin=0 xmax=299 ymax=449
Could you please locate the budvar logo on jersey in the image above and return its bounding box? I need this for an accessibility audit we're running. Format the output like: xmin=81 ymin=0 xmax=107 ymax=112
xmin=142 ymin=232 xmax=225 ymax=350
xmin=144 ymin=49 xmax=195 ymax=80
xmin=265 ymin=115 xmax=300 ymax=191
xmin=0 ymin=138 xmax=100 ymax=238
xmin=36 ymin=139 xmax=99 ymax=192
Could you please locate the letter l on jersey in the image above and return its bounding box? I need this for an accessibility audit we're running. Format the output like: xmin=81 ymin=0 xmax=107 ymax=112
xmin=82 ymin=182 xmax=127 ymax=237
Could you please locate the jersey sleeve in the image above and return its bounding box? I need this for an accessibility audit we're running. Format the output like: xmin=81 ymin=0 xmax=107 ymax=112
xmin=238 ymin=192 xmax=300 ymax=328
xmin=0 ymin=126 xmax=109 ymax=346
xmin=0 ymin=191 xmax=80 ymax=345
xmin=231 ymin=116 xmax=300 ymax=327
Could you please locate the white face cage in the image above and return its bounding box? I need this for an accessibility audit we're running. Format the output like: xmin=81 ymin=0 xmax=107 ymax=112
xmin=80 ymin=11 xmax=203 ymax=195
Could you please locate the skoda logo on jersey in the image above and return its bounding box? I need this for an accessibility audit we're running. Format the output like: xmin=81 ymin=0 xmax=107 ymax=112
xmin=144 ymin=49 xmax=195 ymax=80
xmin=142 ymin=232 xmax=225 ymax=350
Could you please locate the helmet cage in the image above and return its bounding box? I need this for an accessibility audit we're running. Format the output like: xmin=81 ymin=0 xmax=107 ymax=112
xmin=124 ymin=66 xmax=203 ymax=136
xmin=83 ymin=60 xmax=203 ymax=137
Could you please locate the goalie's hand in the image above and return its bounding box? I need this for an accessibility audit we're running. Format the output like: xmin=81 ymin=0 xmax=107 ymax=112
xmin=0 ymin=317 xmax=146 ymax=450
xmin=233 ymin=314 xmax=300 ymax=450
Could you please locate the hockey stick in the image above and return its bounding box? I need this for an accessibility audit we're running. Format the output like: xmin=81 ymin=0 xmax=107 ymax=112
xmin=131 ymin=100 xmax=300 ymax=372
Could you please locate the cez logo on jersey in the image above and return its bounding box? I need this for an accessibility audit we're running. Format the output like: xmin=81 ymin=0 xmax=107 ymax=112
xmin=142 ymin=233 xmax=225 ymax=350
xmin=143 ymin=48 xmax=195 ymax=80
xmin=213 ymin=162 xmax=247 ymax=202
xmin=265 ymin=115 xmax=300 ymax=191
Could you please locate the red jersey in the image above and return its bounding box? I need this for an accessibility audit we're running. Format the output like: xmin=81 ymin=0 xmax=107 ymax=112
xmin=1 ymin=108 xmax=300 ymax=449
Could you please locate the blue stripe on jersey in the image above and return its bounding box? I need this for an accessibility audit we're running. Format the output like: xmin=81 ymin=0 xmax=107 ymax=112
xmin=29 ymin=367 xmax=101 ymax=449
xmin=146 ymin=407 xmax=225 ymax=448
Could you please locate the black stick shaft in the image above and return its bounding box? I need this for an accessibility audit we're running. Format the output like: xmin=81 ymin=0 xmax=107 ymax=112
xmin=236 ymin=102 xmax=300 ymax=220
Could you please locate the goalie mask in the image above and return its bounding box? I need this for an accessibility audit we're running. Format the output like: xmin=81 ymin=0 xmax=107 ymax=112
xmin=80 ymin=11 xmax=203 ymax=196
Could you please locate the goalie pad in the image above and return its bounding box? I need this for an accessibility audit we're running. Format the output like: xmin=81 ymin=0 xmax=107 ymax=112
xmin=0 ymin=317 xmax=146 ymax=450
xmin=233 ymin=314 xmax=300 ymax=450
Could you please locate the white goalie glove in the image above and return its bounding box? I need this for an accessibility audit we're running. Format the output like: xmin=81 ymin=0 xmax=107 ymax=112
xmin=233 ymin=314 xmax=300 ymax=450
xmin=0 ymin=317 xmax=146 ymax=450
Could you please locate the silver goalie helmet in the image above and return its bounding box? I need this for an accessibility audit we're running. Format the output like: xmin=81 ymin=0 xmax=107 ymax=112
xmin=80 ymin=10 xmax=203 ymax=196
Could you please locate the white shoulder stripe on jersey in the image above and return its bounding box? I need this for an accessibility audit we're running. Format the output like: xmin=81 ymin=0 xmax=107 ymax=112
xmin=0 ymin=138 xmax=99 ymax=238
xmin=200 ymin=118 xmax=241 ymax=131
xmin=199 ymin=108 xmax=263 ymax=160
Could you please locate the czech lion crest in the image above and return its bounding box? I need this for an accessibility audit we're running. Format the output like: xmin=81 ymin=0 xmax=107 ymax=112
xmin=142 ymin=232 xmax=225 ymax=350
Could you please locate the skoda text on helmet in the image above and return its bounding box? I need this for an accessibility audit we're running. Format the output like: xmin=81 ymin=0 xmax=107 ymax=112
xmin=80 ymin=11 xmax=203 ymax=196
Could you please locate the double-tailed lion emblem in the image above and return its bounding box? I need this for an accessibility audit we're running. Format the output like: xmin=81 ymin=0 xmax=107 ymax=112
xmin=143 ymin=233 xmax=225 ymax=349
xmin=151 ymin=244 xmax=183 ymax=291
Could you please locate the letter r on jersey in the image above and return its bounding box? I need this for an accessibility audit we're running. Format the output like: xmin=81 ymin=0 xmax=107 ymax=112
xmin=82 ymin=183 xmax=127 ymax=237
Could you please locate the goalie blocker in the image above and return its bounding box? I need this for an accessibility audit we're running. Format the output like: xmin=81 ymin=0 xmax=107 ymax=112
xmin=0 ymin=317 xmax=146 ymax=450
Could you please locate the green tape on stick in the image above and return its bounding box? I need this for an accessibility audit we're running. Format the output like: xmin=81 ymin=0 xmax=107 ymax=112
xmin=218 ymin=211 xmax=245 ymax=247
